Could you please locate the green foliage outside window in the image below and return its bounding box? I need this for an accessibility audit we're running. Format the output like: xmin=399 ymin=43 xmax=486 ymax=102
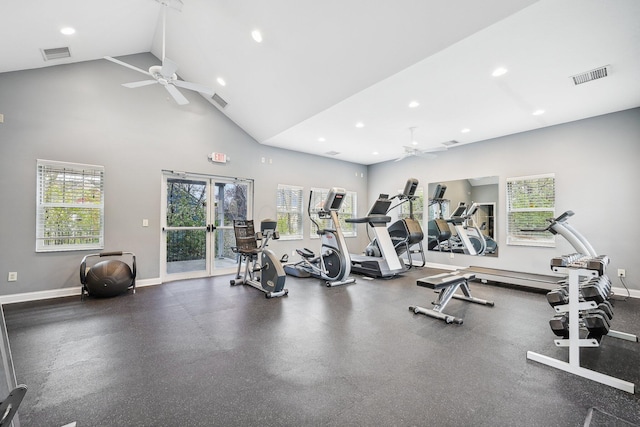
xmin=506 ymin=175 xmax=555 ymax=246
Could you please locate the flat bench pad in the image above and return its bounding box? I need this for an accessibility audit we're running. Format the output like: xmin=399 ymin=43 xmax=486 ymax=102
xmin=417 ymin=272 xmax=476 ymax=289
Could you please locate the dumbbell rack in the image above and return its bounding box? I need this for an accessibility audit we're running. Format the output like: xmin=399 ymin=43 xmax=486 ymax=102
xmin=527 ymin=266 xmax=637 ymax=393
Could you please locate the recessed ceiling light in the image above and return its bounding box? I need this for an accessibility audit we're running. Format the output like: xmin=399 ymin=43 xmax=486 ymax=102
xmin=318 ymin=137 xmax=326 ymax=142
xmin=60 ymin=27 xmax=76 ymax=35
xmin=372 ymin=151 xmax=379 ymax=155
xmin=216 ymin=77 xmax=226 ymax=86
xmin=492 ymin=67 xmax=508 ymax=77
xmin=251 ymin=30 xmax=263 ymax=43
xmin=355 ymin=122 xmax=364 ymax=128
xmin=408 ymin=101 xmax=420 ymax=108
xmin=533 ymin=109 xmax=545 ymax=116
xmin=461 ymin=128 xmax=470 ymax=133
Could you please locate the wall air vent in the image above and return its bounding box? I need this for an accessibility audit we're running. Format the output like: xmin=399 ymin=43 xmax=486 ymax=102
xmin=324 ymin=151 xmax=340 ymax=156
xmin=571 ymin=65 xmax=609 ymax=86
xmin=211 ymin=93 xmax=228 ymax=109
xmin=442 ymin=140 xmax=460 ymax=147
xmin=41 ymin=47 xmax=71 ymax=61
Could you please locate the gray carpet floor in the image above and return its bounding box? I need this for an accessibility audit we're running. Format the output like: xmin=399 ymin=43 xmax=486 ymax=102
xmin=4 ymin=267 xmax=640 ymax=426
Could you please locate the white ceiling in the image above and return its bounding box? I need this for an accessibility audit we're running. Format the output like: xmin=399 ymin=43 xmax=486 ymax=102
xmin=2 ymin=0 xmax=639 ymax=165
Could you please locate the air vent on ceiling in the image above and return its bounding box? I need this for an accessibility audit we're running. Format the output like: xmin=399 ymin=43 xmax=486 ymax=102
xmin=324 ymin=151 xmax=340 ymax=156
xmin=211 ymin=93 xmax=228 ymax=109
xmin=571 ymin=65 xmax=609 ymax=86
xmin=442 ymin=140 xmax=460 ymax=147
xmin=41 ymin=47 xmax=71 ymax=61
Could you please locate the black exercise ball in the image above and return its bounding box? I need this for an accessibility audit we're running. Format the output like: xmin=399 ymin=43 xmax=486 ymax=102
xmin=84 ymin=260 xmax=133 ymax=298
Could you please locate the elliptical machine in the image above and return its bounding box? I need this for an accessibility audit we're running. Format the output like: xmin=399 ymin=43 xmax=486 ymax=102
xmin=284 ymin=188 xmax=356 ymax=287
xmin=230 ymin=219 xmax=288 ymax=298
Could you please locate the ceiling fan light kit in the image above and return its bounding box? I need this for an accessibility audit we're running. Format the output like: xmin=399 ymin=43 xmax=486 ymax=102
xmin=394 ymin=127 xmax=449 ymax=162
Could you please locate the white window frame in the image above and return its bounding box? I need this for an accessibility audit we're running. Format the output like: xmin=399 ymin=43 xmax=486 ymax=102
xmin=36 ymin=159 xmax=105 ymax=252
xmin=276 ymin=184 xmax=304 ymax=240
xmin=506 ymin=173 xmax=555 ymax=247
xmin=309 ymin=188 xmax=357 ymax=239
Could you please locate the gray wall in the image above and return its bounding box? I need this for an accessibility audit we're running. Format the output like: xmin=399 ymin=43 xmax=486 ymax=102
xmin=1 ymin=54 xmax=639 ymax=297
xmin=369 ymin=107 xmax=640 ymax=290
xmin=0 ymin=54 xmax=369 ymax=296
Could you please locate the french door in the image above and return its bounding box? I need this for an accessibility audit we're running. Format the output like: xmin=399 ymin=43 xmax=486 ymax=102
xmin=161 ymin=172 xmax=253 ymax=281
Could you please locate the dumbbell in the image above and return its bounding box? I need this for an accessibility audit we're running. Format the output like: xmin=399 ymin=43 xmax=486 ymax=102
xmin=549 ymin=314 xmax=569 ymax=338
xmin=582 ymin=312 xmax=610 ymax=341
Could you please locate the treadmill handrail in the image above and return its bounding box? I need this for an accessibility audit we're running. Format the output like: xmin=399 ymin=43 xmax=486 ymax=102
xmin=346 ymin=215 xmax=392 ymax=224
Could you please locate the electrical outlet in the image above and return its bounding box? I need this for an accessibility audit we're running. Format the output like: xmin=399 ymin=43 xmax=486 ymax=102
xmin=142 ymin=219 xmax=149 ymax=227
xmin=450 ymin=253 xmax=455 ymax=259
xmin=617 ymin=269 xmax=626 ymax=278
xmin=7 ymin=272 xmax=17 ymax=282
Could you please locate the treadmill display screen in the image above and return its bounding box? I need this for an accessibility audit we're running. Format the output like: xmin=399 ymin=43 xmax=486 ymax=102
xmin=367 ymin=199 xmax=392 ymax=216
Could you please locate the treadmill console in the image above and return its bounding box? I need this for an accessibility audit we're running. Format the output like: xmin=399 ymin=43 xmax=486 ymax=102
xmin=450 ymin=202 xmax=467 ymax=218
xmin=367 ymin=198 xmax=392 ymax=216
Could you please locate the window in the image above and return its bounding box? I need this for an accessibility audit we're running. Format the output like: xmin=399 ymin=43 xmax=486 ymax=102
xmin=276 ymin=184 xmax=303 ymax=240
xmin=506 ymin=173 xmax=555 ymax=247
xmin=36 ymin=159 xmax=104 ymax=252
xmin=308 ymin=188 xmax=357 ymax=238
xmin=398 ymin=187 xmax=424 ymax=223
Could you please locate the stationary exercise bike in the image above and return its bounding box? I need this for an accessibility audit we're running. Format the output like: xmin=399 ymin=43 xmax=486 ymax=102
xmin=230 ymin=219 xmax=288 ymax=298
xmin=284 ymin=188 xmax=356 ymax=287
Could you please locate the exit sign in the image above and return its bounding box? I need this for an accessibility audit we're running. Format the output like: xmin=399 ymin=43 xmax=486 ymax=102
xmin=210 ymin=152 xmax=227 ymax=163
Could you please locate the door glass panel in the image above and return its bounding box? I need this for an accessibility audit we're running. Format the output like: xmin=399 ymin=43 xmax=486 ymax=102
xmin=214 ymin=182 xmax=249 ymax=225
xmin=213 ymin=182 xmax=250 ymax=270
xmin=167 ymin=179 xmax=207 ymax=227
xmin=166 ymin=229 xmax=207 ymax=273
xmin=166 ymin=178 xmax=207 ymax=274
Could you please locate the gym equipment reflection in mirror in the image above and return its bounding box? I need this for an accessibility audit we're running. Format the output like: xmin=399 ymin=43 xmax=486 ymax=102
xmin=427 ymin=177 xmax=498 ymax=257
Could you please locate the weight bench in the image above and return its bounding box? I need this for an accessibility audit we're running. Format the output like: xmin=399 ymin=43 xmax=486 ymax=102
xmin=409 ymin=272 xmax=494 ymax=324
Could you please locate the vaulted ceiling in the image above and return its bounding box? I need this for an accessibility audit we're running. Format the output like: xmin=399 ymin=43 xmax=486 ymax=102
xmin=2 ymin=0 xmax=639 ymax=164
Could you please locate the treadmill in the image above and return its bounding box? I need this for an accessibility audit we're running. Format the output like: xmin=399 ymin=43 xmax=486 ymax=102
xmin=346 ymin=195 xmax=407 ymax=278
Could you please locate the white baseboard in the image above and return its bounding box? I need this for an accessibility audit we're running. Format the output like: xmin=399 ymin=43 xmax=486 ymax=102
xmin=0 ymin=277 xmax=162 ymax=305
xmin=611 ymin=286 xmax=640 ymax=300
xmin=425 ymin=262 xmax=463 ymax=271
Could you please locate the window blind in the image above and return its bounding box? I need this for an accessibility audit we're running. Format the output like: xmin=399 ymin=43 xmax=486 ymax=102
xmin=506 ymin=173 xmax=555 ymax=246
xmin=36 ymin=159 xmax=104 ymax=252
xmin=276 ymin=184 xmax=304 ymax=239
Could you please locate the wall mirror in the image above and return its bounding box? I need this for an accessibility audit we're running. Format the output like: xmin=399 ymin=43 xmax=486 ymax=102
xmin=427 ymin=177 xmax=499 ymax=257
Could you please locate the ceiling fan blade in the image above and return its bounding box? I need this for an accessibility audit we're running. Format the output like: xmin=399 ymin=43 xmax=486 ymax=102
xmin=123 ymin=80 xmax=158 ymax=88
xmin=161 ymin=58 xmax=179 ymax=78
xmin=164 ymin=84 xmax=189 ymax=105
xmin=421 ymin=146 xmax=448 ymax=153
xmin=173 ymin=80 xmax=215 ymax=96
xmin=104 ymin=56 xmax=151 ymax=76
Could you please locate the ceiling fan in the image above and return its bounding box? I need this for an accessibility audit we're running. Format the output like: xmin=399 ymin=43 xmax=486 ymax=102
xmin=104 ymin=0 xmax=214 ymax=106
xmin=394 ymin=127 xmax=447 ymax=161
